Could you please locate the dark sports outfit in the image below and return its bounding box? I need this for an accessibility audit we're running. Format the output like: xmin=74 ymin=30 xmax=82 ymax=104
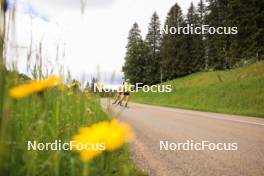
xmin=124 ymin=92 xmax=130 ymax=96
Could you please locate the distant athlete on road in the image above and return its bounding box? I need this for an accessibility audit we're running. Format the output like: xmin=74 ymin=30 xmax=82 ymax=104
xmin=113 ymin=82 xmax=124 ymax=105
xmin=119 ymin=79 xmax=132 ymax=108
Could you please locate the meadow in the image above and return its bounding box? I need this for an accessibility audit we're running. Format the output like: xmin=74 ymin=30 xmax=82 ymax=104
xmin=0 ymin=72 xmax=144 ymax=176
xmin=131 ymin=61 xmax=264 ymax=117
xmin=0 ymin=1 xmax=145 ymax=175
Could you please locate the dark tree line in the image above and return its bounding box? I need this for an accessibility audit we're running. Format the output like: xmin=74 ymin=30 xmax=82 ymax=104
xmin=123 ymin=0 xmax=264 ymax=85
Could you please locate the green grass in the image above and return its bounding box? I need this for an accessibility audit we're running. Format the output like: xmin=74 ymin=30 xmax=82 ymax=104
xmin=0 ymin=2 xmax=145 ymax=175
xmin=131 ymin=61 xmax=264 ymax=117
xmin=0 ymin=74 xmax=144 ymax=176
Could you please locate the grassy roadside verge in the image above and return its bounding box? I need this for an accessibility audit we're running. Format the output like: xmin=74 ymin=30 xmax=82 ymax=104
xmin=131 ymin=61 xmax=264 ymax=118
xmin=0 ymin=73 xmax=144 ymax=176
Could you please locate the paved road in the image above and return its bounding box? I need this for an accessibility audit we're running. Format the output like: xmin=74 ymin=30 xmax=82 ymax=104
xmin=101 ymin=99 xmax=264 ymax=176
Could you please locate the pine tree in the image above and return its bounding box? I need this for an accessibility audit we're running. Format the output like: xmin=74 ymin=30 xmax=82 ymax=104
xmin=254 ymin=0 xmax=264 ymax=60
xmin=197 ymin=0 xmax=206 ymax=25
xmin=145 ymin=12 xmax=162 ymax=84
xmin=197 ymin=0 xmax=208 ymax=69
xmin=123 ymin=23 xmax=148 ymax=84
xmin=206 ymin=0 xmax=263 ymax=68
xmin=123 ymin=0 xmax=263 ymax=84
xmin=205 ymin=0 xmax=231 ymax=69
xmin=229 ymin=0 xmax=264 ymax=61
xmin=185 ymin=2 xmax=205 ymax=73
xmin=127 ymin=23 xmax=142 ymax=48
xmin=160 ymin=3 xmax=186 ymax=80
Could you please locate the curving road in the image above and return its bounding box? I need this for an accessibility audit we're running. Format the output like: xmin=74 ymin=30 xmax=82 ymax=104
xmin=101 ymin=99 xmax=264 ymax=176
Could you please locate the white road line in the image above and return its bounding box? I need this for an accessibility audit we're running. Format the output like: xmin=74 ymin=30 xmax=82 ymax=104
xmin=200 ymin=114 xmax=264 ymax=126
xmin=133 ymin=103 xmax=264 ymax=127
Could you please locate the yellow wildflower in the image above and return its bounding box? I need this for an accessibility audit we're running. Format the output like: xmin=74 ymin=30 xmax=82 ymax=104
xmin=71 ymin=119 xmax=134 ymax=161
xmin=58 ymin=83 xmax=67 ymax=91
xmin=9 ymin=76 xmax=61 ymax=99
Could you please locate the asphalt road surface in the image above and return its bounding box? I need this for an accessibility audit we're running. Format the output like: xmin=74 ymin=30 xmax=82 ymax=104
xmin=101 ymin=99 xmax=264 ymax=176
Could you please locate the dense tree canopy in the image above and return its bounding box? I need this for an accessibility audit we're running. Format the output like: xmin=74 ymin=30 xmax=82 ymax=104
xmin=123 ymin=0 xmax=263 ymax=85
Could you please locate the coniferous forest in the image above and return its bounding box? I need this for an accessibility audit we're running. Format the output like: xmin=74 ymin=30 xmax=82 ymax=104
xmin=122 ymin=0 xmax=264 ymax=85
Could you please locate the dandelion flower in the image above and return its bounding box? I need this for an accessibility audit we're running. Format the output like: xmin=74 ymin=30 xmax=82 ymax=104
xmin=104 ymin=119 xmax=134 ymax=151
xmin=71 ymin=119 xmax=134 ymax=161
xmin=9 ymin=76 xmax=61 ymax=99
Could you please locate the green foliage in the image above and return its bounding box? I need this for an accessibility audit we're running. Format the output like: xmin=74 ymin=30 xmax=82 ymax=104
xmin=123 ymin=0 xmax=264 ymax=84
xmin=123 ymin=40 xmax=148 ymax=84
xmin=126 ymin=23 xmax=142 ymax=49
xmin=0 ymin=75 xmax=143 ymax=176
xmin=205 ymin=0 xmax=264 ymax=69
xmin=123 ymin=23 xmax=148 ymax=84
xmin=160 ymin=3 xmax=187 ymax=80
xmin=228 ymin=0 xmax=264 ymax=60
xmin=205 ymin=0 xmax=233 ymax=69
xmin=0 ymin=1 xmax=145 ymax=175
xmin=185 ymin=3 xmax=205 ymax=73
xmin=145 ymin=12 xmax=162 ymax=84
xmin=131 ymin=61 xmax=264 ymax=117
xmin=0 ymin=0 xmax=6 ymax=127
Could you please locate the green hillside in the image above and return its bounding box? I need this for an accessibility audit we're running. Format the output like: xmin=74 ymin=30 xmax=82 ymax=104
xmin=131 ymin=61 xmax=264 ymax=117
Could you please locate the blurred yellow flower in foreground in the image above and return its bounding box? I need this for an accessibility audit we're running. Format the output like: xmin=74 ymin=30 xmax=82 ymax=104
xmin=9 ymin=76 xmax=61 ymax=99
xmin=72 ymin=119 xmax=134 ymax=161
